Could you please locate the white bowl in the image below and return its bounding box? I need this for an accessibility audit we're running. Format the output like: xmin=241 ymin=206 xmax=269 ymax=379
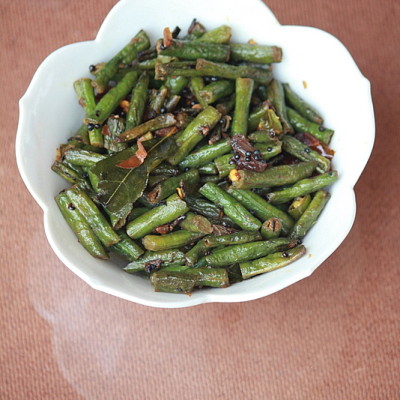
xmin=16 ymin=0 xmax=375 ymax=308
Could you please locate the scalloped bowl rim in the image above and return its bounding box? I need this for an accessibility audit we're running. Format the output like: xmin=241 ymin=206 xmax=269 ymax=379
xmin=16 ymin=0 xmax=375 ymax=308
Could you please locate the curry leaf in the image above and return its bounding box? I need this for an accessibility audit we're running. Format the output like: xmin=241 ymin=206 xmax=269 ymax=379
xmin=90 ymin=138 xmax=176 ymax=227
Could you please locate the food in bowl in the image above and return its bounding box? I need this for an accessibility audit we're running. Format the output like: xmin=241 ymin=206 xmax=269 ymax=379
xmin=52 ymin=21 xmax=338 ymax=295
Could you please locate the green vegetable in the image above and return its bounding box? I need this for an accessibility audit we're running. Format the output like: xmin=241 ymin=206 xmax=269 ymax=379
xmin=65 ymin=186 xmax=120 ymax=247
xmin=196 ymin=25 xmax=232 ymax=44
xmin=281 ymin=134 xmax=331 ymax=174
xmin=288 ymin=195 xmax=312 ymax=220
xmin=146 ymin=169 xmax=199 ymax=204
xmin=229 ymin=161 xmax=318 ymax=189
xmin=199 ymin=182 xmax=262 ymax=231
xmin=287 ymin=107 xmax=334 ymax=144
xmin=126 ymin=71 xmax=150 ymax=130
xmin=110 ymin=231 xmax=144 ymax=261
xmin=226 ymin=189 xmax=294 ymax=235
xmin=179 ymin=139 xmax=231 ymax=169
xmin=283 ymin=83 xmax=323 ymax=124
xmin=231 ymin=78 xmax=254 ymax=136
xmin=127 ymin=194 xmax=189 ymax=239
xmin=142 ymin=230 xmax=205 ymax=251
xmin=267 ymin=79 xmax=293 ymax=134
xmin=55 ymin=191 xmax=109 ymax=259
xmin=92 ymin=30 xmax=150 ymax=93
xmin=198 ymin=80 xmax=235 ymax=104
xmin=168 ymin=106 xmax=222 ymax=165
xmin=150 ymin=267 xmax=229 ymax=294
xmin=267 ymin=171 xmax=338 ymax=204
xmin=240 ymin=245 xmax=306 ymax=279
xmin=157 ymin=39 xmax=231 ymax=62
xmin=117 ymin=113 xmax=177 ymax=142
xmin=179 ymin=212 xmax=213 ymax=234
xmin=203 ymin=238 xmax=295 ymax=267
xmin=230 ymin=43 xmax=282 ymax=64
xmin=289 ymin=190 xmax=331 ymax=239
xmin=124 ymin=249 xmax=186 ymax=273
xmin=195 ymin=59 xmax=273 ymax=84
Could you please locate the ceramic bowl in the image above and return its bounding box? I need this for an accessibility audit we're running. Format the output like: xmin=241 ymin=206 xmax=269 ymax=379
xmin=16 ymin=0 xmax=375 ymax=307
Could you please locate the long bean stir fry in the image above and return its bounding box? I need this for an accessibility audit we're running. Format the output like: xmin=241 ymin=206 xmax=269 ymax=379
xmin=53 ymin=21 xmax=337 ymax=294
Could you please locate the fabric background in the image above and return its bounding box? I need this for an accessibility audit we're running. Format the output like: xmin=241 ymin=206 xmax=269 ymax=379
xmin=1 ymin=0 xmax=399 ymax=399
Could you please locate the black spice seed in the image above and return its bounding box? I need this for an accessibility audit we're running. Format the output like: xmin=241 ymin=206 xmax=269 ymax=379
xmin=190 ymin=101 xmax=197 ymax=106
xmin=245 ymin=151 xmax=252 ymax=157
xmin=82 ymin=172 xmax=89 ymax=179
xmin=254 ymin=155 xmax=261 ymax=161
xmin=234 ymin=153 xmax=240 ymax=160
xmin=159 ymin=43 xmax=166 ymax=50
xmin=145 ymin=263 xmax=160 ymax=274
xmin=304 ymin=147 xmax=310 ymax=153
xmin=296 ymin=239 xmax=303 ymax=245
xmin=89 ymin=65 xmax=96 ymax=72
xmin=210 ymin=76 xmax=218 ymax=81
xmin=87 ymin=123 xmax=95 ymax=131
xmin=222 ymin=221 xmax=228 ymax=227
xmin=95 ymin=110 xmax=101 ymax=117
xmin=94 ymin=124 xmax=101 ymax=129
xmin=160 ymin=107 xmax=167 ymax=114
xmin=219 ymin=118 xmax=225 ymax=124
xmin=119 ymin=111 xmax=126 ymax=118
xmin=67 ymin=203 xmax=75 ymax=211
xmin=183 ymin=167 xmax=190 ymax=172
xmin=245 ymin=157 xmax=251 ymax=162
xmin=254 ymin=149 xmax=260 ymax=155
xmin=282 ymin=252 xmax=289 ymax=258
xmin=267 ymin=147 xmax=272 ymax=152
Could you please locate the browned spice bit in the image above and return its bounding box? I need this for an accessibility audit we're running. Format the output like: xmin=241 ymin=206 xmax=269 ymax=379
xmin=155 ymin=125 xmax=179 ymax=137
xmin=144 ymin=259 xmax=163 ymax=274
xmin=295 ymin=132 xmax=335 ymax=160
xmin=116 ymin=140 xmax=147 ymax=169
xmin=153 ymin=215 xmax=186 ymax=234
xmin=101 ymin=125 xmax=110 ymax=136
xmin=231 ymin=135 xmax=268 ymax=172
xmin=163 ymin=27 xmax=174 ymax=48
xmin=119 ymin=100 xmax=130 ymax=113
xmin=67 ymin=203 xmax=76 ymax=211
xmin=199 ymin=125 xmax=211 ymax=136
xmin=212 ymin=224 xmax=238 ymax=236
xmin=176 ymin=187 xmax=185 ymax=199
xmin=208 ymin=126 xmax=222 ymax=145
